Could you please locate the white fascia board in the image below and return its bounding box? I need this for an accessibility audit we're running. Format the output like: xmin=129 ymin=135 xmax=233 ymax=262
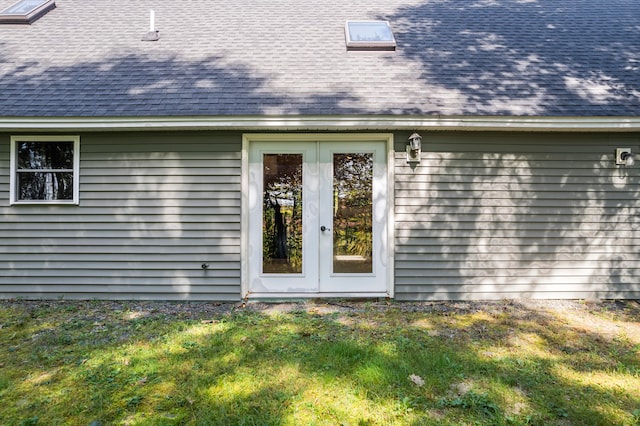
xmin=1 ymin=115 xmax=640 ymax=132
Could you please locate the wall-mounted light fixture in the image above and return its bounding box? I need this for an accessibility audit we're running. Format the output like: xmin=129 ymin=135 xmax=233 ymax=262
xmin=616 ymin=148 xmax=635 ymax=166
xmin=407 ymin=132 xmax=422 ymax=163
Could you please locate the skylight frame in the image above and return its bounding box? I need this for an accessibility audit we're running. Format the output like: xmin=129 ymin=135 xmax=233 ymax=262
xmin=0 ymin=0 xmax=56 ymax=24
xmin=345 ymin=20 xmax=397 ymax=50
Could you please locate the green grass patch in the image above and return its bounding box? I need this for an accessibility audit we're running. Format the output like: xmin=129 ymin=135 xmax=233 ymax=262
xmin=0 ymin=300 xmax=639 ymax=425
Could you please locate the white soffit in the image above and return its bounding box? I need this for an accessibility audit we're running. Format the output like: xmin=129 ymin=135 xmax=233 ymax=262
xmin=1 ymin=116 xmax=640 ymax=132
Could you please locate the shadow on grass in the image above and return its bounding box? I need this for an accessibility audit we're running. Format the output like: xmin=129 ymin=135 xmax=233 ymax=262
xmin=0 ymin=301 xmax=639 ymax=425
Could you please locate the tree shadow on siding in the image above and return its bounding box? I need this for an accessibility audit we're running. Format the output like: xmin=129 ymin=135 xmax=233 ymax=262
xmin=395 ymin=131 xmax=640 ymax=300
xmin=386 ymin=0 xmax=640 ymax=115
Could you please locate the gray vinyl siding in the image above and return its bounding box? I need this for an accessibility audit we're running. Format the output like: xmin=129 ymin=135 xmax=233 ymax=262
xmin=3 ymin=130 xmax=639 ymax=301
xmin=0 ymin=132 xmax=242 ymax=301
xmin=394 ymin=132 xmax=640 ymax=301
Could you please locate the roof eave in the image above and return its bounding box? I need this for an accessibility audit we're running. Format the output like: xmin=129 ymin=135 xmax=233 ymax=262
xmin=1 ymin=115 xmax=640 ymax=132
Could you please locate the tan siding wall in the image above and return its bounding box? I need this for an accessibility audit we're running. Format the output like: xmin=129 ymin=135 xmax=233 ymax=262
xmin=394 ymin=132 xmax=640 ymax=300
xmin=0 ymin=132 xmax=241 ymax=301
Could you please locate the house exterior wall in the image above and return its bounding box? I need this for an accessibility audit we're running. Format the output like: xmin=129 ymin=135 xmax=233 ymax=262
xmin=394 ymin=131 xmax=640 ymax=300
xmin=0 ymin=132 xmax=242 ymax=300
xmin=1 ymin=130 xmax=639 ymax=300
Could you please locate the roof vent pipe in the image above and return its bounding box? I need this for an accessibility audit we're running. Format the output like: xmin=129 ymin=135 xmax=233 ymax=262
xmin=142 ymin=9 xmax=159 ymax=41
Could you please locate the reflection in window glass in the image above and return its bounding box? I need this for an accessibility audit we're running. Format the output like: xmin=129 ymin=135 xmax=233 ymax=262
xmin=18 ymin=172 xmax=73 ymax=200
xmin=262 ymin=154 xmax=303 ymax=274
xmin=333 ymin=153 xmax=373 ymax=273
xmin=345 ymin=20 xmax=396 ymax=48
xmin=18 ymin=141 xmax=74 ymax=169
xmin=15 ymin=141 xmax=75 ymax=201
xmin=4 ymin=0 xmax=47 ymax=14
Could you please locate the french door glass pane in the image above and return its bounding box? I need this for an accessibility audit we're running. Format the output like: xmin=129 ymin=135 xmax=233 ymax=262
xmin=333 ymin=153 xmax=373 ymax=273
xmin=262 ymin=154 xmax=303 ymax=274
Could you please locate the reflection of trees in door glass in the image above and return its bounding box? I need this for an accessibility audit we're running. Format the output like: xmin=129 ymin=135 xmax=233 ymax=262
xmin=262 ymin=154 xmax=303 ymax=273
xmin=333 ymin=153 xmax=373 ymax=273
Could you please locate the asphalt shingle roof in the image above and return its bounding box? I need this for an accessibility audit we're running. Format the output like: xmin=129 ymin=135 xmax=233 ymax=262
xmin=0 ymin=0 xmax=638 ymax=117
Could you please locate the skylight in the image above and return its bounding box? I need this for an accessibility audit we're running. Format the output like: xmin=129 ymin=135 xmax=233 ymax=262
xmin=345 ymin=20 xmax=396 ymax=50
xmin=0 ymin=0 xmax=55 ymax=24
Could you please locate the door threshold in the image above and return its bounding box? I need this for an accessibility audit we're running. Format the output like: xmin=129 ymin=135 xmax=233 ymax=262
xmin=246 ymin=292 xmax=389 ymax=300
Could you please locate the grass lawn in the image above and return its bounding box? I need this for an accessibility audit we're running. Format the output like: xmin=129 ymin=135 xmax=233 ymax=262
xmin=0 ymin=299 xmax=639 ymax=425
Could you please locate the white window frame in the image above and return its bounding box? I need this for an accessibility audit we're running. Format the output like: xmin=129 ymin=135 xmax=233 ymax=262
xmin=9 ymin=135 xmax=80 ymax=205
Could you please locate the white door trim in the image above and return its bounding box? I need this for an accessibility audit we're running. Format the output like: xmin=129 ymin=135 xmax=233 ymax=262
xmin=241 ymin=133 xmax=395 ymax=299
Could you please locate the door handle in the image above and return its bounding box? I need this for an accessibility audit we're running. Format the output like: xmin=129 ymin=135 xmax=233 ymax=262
xmin=320 ymin=226 xmax=331 ymax=232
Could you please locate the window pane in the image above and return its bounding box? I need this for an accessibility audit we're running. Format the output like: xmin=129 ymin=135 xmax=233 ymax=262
xmin=3 ymin=0 xmax=46 ymax=14
xmin=345 ymin=21 xmax=396 ymax=49
xmin=17 ymin=141 xmax=74 ymax=170
xmin=333 ymin=153 xmax=373 ymax=273
xmin=262 ymin=154 xmax=303 ymax=274
xmin=347 ymin=21 xmax=394 ymax=42
xmin=17 ymin=172 xmax=74 ymax=200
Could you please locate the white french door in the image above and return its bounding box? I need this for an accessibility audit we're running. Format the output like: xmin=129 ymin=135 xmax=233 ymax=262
xmin=245 ymin=137 xmax=390 ymax=297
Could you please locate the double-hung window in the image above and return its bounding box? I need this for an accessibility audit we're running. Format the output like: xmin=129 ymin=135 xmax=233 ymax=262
xmin=10 ymin=136 xmax=80 ymax=204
